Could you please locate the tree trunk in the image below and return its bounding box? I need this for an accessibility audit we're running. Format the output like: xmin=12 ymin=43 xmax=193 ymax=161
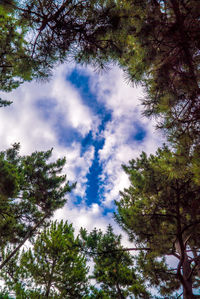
xmin=176 ymin=245 xmax=195 ymax=299
xmin=45 ymin=258 xmax=56 ymax=298
xmin=0 ymin=213 xmax=48 ymax=270
xmin=116 ymin=282 xmax=125 ymax=299
xmin=192 ymin=247 xmax=200 ymax=278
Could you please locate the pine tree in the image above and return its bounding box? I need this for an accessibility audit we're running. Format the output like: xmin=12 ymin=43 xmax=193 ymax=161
xmin=2 ymin=0 xmax=199 ymax=148
xmin=120 ymin=0 xmax=200 ymax=149
xmin=80 ymin=225 xmax=149 ymax=298
xmin=0 ymin=2 xmax=47 ymax=104
xmin=115 ymin=146 xmax=200 ymax=298
xmin=1 ymin=220 xmax=89 ymax=298
xmin=0 ymin=0 xmax=122 ymax=94
xmin=0 ymin=144 xmax=74 ymax=270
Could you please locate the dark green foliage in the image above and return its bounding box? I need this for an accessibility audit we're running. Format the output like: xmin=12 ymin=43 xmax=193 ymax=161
xmin=14 ymin=0 xmax=122 ymax=64
xmin=85 ymin=286 xmax=109 ymax=299
xmin=0 ymin=0 xmax=123 ymax=99
xmin=0 ymin=2 xmax=45 ymax=102
xmin=115 ymin=147 xmax=200 ymax=298
xmin=1 ymin=220 xmax=89 ymax=298
xmin=0 ymin=144 xmax=74 ymax=268
xmin=80 ymin=225 xmax=149 ymax=299
xmin=1 ymin=296 xmax=13 ymax=299
xmin=0 ymin=1 xmax=200 ymax=297
xmin=115 ymin=0 xmax=200 ymax=147
xmin=1 ymin=0 xmax=199 ymax=150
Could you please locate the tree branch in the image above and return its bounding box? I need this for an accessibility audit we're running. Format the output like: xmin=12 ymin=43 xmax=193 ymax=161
xmin=0 ymin=213 xmax=48 ymax=270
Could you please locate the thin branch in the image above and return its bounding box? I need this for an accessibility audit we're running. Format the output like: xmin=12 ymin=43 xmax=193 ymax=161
xmin=0 ymin=213 xmax=48 ymax=270
xmin=81 ymin=247 xmax=151 ymax=256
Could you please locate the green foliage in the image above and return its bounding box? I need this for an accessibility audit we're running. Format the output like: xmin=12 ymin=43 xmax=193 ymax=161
xmin=0 ymin=0 xmax=123 ymax=100
xmin=115 ymin=146 xmax=200 ymax=297
xmin=0 ymin=144 xmax=74 ymax=265
xmin=115 ymin=0 xmax=200 ymax=147
xmin=0 ymin=3 xmax=38 ymax=93
xmin=0 ymin=0 xmax=199 ymax=152
xmin=80 ymin=225 xmax=149 ymax=298
xmin=0 ymin=1 xmax=199 ymax=297
xmin=14 ymin=0 xmax=122 ymax=64
xmin=85 ymin=286 xmax=109 ymax=299
xmin=1 ymin=220 xmax=89 ymax=298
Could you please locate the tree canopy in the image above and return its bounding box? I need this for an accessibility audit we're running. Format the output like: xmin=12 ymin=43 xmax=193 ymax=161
xmin=115 ymin=146 xmax=200 ymax=298
xmin=0 ymin=222 xmax=151 ymax=298
xmin=0 ymin=0 xmax=200 ymax=298
xmin=0 ymin=0 xmax=123 ymax=95
xmin=1 ymin=220 xmax=89 ymax=298
xmin=0 ymin=1 xmax=51 ymax=104
xmin=80 ymin=225 xmax=149 ymax=298
xmin=116 ymin=0 xmax=200 ymax=148
xmin=0 ymin=144 xmax=74 ymax=270
xmin=1 ymin=0 xmax=199 ymax=149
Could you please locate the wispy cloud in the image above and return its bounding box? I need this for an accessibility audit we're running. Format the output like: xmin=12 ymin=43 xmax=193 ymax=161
xmin=89 ymin=67 xmax=164 ymax=206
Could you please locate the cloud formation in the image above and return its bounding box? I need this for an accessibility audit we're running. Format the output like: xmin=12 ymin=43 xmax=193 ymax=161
xmin=89 ymin=66 xmax=164 ymax=206
xmin=0 ymin=63 xmax=164 ymax=234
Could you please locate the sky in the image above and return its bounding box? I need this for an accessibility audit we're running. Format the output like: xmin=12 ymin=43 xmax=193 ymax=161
xmin=0 ymin=63 xmax=164 ymax=237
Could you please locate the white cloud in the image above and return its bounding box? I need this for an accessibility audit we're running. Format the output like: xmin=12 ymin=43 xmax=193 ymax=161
xmin=90 ymin=66 xmax=143 ymax=114
xmin=54 ymin=202 xmax=112 ymax=233
xmin=0 ymin=64 xmax=96 ymax=199
xmin=89 ymin=67 xmax=165 ymax=206
xmin=51 ymin=77 xmax=96 ymax=136
xmin=0 ymin=84 xmax=57 ymax=153
xmin=0 ymin=63 xmax=98 ymax=150
xmin=0 ymin=63 xmax=164 ymax=238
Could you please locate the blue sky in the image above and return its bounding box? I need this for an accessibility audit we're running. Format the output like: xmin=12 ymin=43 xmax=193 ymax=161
xmin=0 ymin=63 xmax=163 ymax=234
xmin=67 ymin=68 xmax=112 ymax=208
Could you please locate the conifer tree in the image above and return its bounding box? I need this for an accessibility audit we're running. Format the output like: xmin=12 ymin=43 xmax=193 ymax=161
xmin=80 ymin=225 xmax=149 ymax=299
xmin=1 ymin=0 xmax=199 ymax=148
xmin=1 ymin=220 xmax=89 ymax=298
xmin=0 ymin=144 xmax=74 ymax=270
xmin=0 ymin=1 xmax=50 ymax=105
xmin=0 ymin=0 xmax=122 ymax=96
xmin=114 ymin=0 xmax=200 ymax=148
xmin=115 ymin=146 xmax=200 ymax=298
